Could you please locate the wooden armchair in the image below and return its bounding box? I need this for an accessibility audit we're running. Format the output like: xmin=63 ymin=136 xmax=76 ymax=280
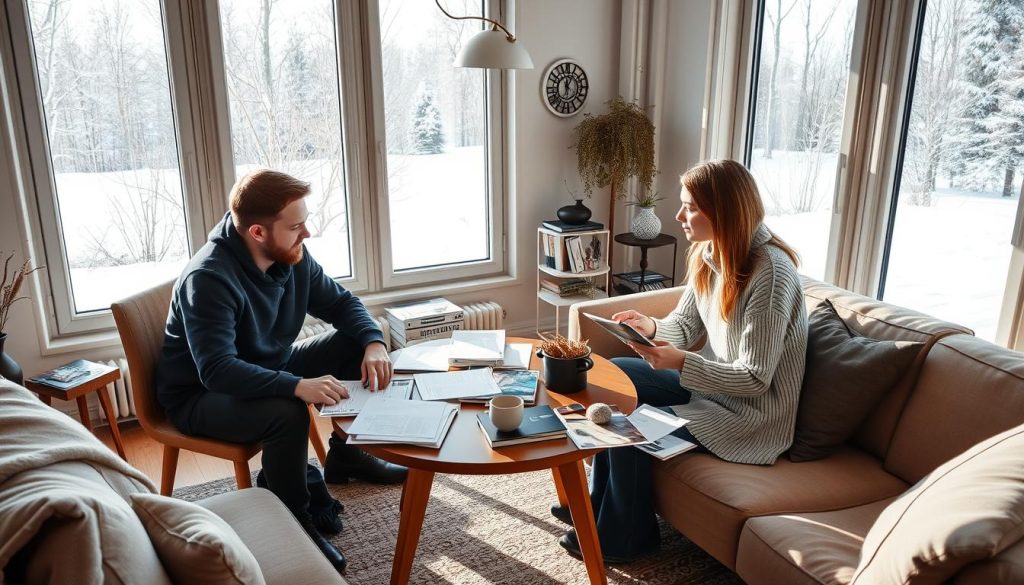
xmin=111 ymin=281 xmax=326 ymax=495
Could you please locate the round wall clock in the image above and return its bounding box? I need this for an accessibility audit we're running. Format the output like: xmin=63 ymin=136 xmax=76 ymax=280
xmin=542 ymin=59 xmax=589 ymax=117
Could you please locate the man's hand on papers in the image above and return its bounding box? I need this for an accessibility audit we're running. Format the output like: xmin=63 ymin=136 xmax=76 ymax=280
xmin=362 ymin=341 xmax=393 ymax=391
xmin=295 ymin=375 xmax=350 ymax=405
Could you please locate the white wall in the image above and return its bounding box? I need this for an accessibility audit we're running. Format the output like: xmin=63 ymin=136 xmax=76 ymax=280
xmin=0 ymin=0 xmax=712 ymax=419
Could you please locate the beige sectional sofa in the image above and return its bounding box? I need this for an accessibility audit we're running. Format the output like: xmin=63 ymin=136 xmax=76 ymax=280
xmin=569 ymin=276 xmax=1024 ymax=584
xmin=0 ymin=379 xmax=345 ymax=585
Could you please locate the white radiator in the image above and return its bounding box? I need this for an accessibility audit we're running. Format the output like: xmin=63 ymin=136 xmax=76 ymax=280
xmin=460 ymin=301 xmax=505 ymax=330
xmin=96 ymin=358 xmax=134 ymax=421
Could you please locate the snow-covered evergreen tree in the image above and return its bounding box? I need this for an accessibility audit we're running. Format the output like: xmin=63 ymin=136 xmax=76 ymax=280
xmin=953 ymin=0 xmax=1024 ymax=196
xmin=410 ymin=88 xmax=445 ymax=155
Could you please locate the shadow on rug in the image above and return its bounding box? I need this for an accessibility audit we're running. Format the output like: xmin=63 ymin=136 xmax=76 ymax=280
xmin=174 ymin=464 xmax=742 ymax=585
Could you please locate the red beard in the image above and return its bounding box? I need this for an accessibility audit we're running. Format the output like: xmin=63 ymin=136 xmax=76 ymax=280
xmin=265 ymin=239 xmax=304 ymax=266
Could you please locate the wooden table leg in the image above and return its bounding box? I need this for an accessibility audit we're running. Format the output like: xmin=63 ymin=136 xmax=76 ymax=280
xmin=95 ymin=387 xmax=127 ymax=460
xmin=391 ymin=468 xmax=435 ymax=585
xmin=75 ymin=396 xmax=92 ymax=430
xmin=37 ymin=393 xmax=51 ymax=406
xmin=551 ymin=467 xmax=568 ymax=507
xmin=555 ymin=460 xmax=607 ymax=585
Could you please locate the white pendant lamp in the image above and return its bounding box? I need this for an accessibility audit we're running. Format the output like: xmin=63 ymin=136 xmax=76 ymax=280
xmin=435 ymin=0 xmax=534 ymax=70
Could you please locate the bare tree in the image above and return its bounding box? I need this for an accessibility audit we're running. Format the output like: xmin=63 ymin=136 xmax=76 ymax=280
xmin=763 ymin=0 xmax=798 ymax=159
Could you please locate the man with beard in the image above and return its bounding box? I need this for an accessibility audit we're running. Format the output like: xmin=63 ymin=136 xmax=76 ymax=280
xmin=156 ymin=169 xmax=405 ymax=573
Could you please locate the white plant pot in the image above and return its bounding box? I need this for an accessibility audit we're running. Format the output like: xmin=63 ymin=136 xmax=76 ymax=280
xmin=630 ymin=207 xmax=661 ymax=240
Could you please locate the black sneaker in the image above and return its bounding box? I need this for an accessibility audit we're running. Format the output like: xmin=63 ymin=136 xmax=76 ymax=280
xmin=256 ymin=466 xmax=344 ymax=534
xmin=324 ymin=432 xmax=408 ymax=484
xmin=558 ymin=529 xmax=650 ymax=565
xmin=550 ymin=503 xmax=573 ymax=525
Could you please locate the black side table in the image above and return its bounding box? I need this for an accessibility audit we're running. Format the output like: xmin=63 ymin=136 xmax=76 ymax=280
xmin=612 ymin=233 xmax=678 ymax=294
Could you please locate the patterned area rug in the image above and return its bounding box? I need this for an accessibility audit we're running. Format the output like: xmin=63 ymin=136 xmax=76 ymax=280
xmin=173 ymin=464 xmax=742 ymax=585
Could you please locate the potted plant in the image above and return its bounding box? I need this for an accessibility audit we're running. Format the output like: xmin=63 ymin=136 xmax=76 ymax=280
xmin=1 ymin=251 xmax=42 ymax=385
xmin=572 ymin=97 xmax=657 ymax=265
xmin=536 ymin=335 xmax=593 ymax=394
xmin=625 ymin=191 xmax=665 ymax=240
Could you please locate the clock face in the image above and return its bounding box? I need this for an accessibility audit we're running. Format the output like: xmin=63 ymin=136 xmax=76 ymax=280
xmin=542 ymin=59 xmax=589 ymax=117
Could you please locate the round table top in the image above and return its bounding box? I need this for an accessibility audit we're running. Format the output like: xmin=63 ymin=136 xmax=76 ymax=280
xmin=614 ymin=232 xmax=677 ymax=247
xmin=332 ymin=338 xmax=637 ymax=475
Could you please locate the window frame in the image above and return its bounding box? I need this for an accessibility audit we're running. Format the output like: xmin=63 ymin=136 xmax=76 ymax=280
xmin=1 ymin=0 xmax=511 ymax=343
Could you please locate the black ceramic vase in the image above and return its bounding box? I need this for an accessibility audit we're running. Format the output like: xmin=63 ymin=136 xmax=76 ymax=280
xmin=557 ymin=200 xmax=592 ymax=225
xmin=0 ymin=333 xmax=23 ymax=386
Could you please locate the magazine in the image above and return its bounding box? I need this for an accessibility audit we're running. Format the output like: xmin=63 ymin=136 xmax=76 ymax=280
xmin=554 ymin=403 xmax=650 ymax=449
xmin=636 ymin=434 xmax=699 ymax=460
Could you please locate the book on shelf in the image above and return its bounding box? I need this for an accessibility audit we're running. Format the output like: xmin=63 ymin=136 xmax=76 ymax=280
xmin=385 ymin=298 xmax=463 ymax=331
xmin=448 ymin=330 xmax=506 ymax=367
xmin=28 ymin=359 xmax=116 ymax=390
xmin=542 ymin=220 xmax=604 ymax=233
xmin=476 ymin=404 xmax=567 ymax=447
xmin=540 ymin=278 xmax=593 ymax=298
xmin=460 ymin=369 xmax=540 ymax=404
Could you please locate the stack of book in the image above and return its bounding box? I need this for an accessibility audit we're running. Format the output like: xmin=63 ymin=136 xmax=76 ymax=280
xmin=28 ymin=360 xmax=115 ymax=390
xmin=540 ymin=278 xmax=593 ymax=298
xmin=614 ymin=271 xmax=671 ymax=294
xmin=541 ymin=220 xmax=604 ymax=233
xmin=447 ymin=330 xmax=506 ymax=367
xmin=476 ymin=404 xmax=567 ymax=447
xmin=385 ymin=298 xmax=464 ymax=349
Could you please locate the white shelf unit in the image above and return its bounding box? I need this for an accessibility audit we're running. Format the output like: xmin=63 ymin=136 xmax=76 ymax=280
xmin=536 ymin=227 xmax=610 ymax=339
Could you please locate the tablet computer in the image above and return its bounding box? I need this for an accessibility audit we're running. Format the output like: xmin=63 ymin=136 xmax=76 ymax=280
xmin=582 ymin=312 xmax=657 ymax=347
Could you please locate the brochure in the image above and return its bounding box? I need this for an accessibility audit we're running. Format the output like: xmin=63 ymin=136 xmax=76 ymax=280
xmin=582 ymin=312 xmax=657 ymax=347
xmin=461 ymin=369 xmax=540 ymax=404
xmin=636 ymin=434 xmax=699 ymax=460
xmin=554 ymin=403 xmax=650 ymax=450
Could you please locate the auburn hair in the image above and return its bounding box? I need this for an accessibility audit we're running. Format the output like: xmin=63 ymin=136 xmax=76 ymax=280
xmin=229 ymin=169 xmax=311 ymax=229
xmin=682 ymin=159 xmax=799 ymax=321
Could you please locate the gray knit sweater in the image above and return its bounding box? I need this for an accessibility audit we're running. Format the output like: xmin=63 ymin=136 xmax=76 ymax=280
xmin=653 ymin=224 xmax=807 ymax=465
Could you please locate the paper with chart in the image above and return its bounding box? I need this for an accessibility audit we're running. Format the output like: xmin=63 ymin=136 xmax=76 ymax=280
xmin=413 ymin=368 xmax=501 ymax=401
xmin=318 ymin=378 xmax=414 ymax=417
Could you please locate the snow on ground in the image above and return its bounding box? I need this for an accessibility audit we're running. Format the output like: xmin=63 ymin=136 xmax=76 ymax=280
xmin=752 ymin=149 xmax=1019 ymax=341
xmin=56 ymin=146 xmax=487 ymax=312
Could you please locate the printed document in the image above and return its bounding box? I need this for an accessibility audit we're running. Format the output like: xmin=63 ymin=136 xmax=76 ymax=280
xmin=346 ymin=399 xmax=458 ymax=448
xmin=413 ymin=368 xmax=501 ymax=401
xmin=318 ymin=378 xmax=414 ymax=417
xmin=391 ymin=340 xmax=451 ymax=372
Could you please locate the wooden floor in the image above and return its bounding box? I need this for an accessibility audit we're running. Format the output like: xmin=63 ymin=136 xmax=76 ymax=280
xmin=91 ymin=414 xmax=337 ymax=489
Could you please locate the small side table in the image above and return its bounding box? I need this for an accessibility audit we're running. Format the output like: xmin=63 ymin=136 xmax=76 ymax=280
xmin=612 ymin=233 xmax=678 ymax=294
xmin=25 ymin=367 xmax=128 ymax=460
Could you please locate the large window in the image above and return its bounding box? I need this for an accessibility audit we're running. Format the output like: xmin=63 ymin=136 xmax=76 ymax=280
xmin=745 ymin=0 xmax=858 ymax=280
xmin=22 ymin=0 xmax=191 ymax=316
xmin=880 ymin=0 xmax=1023 ymax=340
xmin=4 ymin=0 xmax=506 ymax=338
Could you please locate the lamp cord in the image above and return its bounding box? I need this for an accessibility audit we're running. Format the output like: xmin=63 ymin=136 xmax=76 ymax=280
xmin=434 ymin=0 xmax=516 ymax=42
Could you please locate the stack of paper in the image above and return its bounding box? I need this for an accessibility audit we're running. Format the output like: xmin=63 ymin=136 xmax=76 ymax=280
xmin=345 ymin=399 xmax=458 ymax=448
xmin=492 ymin=343 xmax=534 ymax=370
xmin=448 ymin=330 xmax=506 ymax=367
xmin=413 ymin=368 xmax=501 ymax=401
xmin=318 ymin=378 xmax=414 ymax=417
xmin=391 ymin=339 xmax=451 ymax=373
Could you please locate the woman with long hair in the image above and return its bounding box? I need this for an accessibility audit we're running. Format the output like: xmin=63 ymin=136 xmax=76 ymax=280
xmin=555 ymin=159 xmax=808 ymax=563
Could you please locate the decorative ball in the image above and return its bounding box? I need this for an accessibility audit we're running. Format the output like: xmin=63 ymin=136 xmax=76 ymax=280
xmin=586 ymin=403 xmax=613 ymax=425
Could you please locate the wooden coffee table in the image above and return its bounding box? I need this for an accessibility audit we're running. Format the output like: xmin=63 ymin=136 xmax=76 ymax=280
xmin=331 ymin=337 xmax=636 ymax=585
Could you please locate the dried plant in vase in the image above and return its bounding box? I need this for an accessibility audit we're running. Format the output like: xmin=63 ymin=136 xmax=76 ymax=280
xmin=539 ymin=334 xmax=591 ymax=359
xmin=572 ymin=97 xmax=657 ymax=266
xmin=1 ymin=251 xmax=43 ymax=334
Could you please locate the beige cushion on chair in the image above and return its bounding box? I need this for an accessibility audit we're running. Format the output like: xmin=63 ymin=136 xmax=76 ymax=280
xmin=131 ymin=493 xmax=266 ymax=585
xmin=852 ymin=424 xmax=1024 ymax=584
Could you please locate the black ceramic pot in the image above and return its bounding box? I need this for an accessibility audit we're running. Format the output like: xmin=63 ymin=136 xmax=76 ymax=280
xmin=537 ymin=348 xmax=594 ymax=394
xmin=556 ymin=200 xmax=592 ymax=225
xmin=0 ymin=333 xmax=23 ymax=386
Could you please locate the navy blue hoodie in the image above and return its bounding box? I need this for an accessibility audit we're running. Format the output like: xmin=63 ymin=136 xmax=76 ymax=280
xmin=156 ymin=212 xmax=384 ymax=410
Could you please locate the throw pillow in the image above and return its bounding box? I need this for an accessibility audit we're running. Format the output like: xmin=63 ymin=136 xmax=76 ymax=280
xmin=789 ymin=300 xmax=922 ymax=461
xmin=130 ymin=493 xmax=266 ymax=585
xmin=852 ymin=424 xmax=1024 ymax=584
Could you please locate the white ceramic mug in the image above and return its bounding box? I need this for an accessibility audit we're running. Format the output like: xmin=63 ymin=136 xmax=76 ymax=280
xmin=489 ymin=395 xmax=525 ymax=432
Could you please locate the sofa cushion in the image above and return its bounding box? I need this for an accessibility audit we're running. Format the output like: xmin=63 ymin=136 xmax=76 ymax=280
xmin=131 ymin=493 xmax=266 ymax=585
xmin=800 ymin=277 xmax=971 ymax=460
xmin=885 ymin=334 xmax=1024 ymax=483
xmin=953 ymin=538 xmax=1024 ymax=585
xmin=0 ymin=461 xmax=172 ymax=585
xmin=852 ymin=424 xmax=1024 ymax=585
xmin=791 ymin=300 xmax=923 ymax=462
xmin=198 ymin=488 xmax=347 ymax=585
xmin=736 ymin=497 xmax=895 ymax=585
xmin=652 ymin=447 xmax=908 ymax=568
